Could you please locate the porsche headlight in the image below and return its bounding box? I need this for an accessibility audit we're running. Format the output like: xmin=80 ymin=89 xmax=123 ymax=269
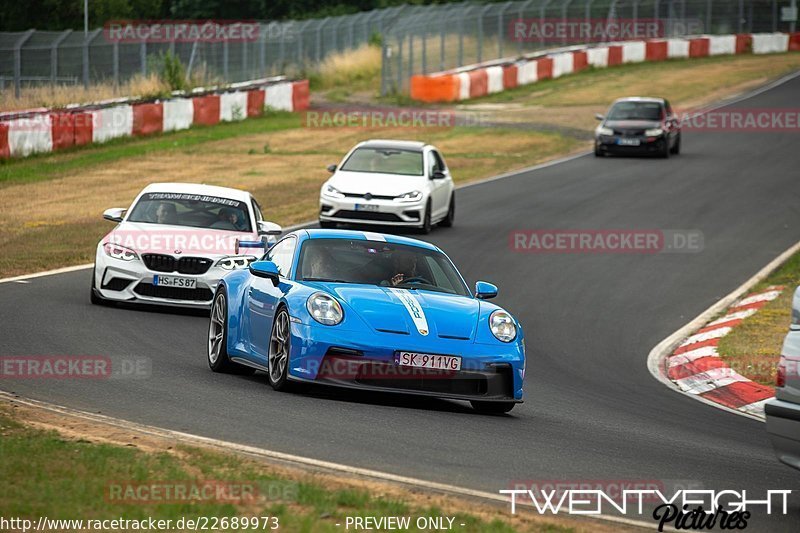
xmin=307 ymin=292 xmax=344 ymax=325
xmin=323 ymin=184 xmax=345 ymax=199
xmin=216 ymin=255 xmax=257 ymax=270
xmin=397 ymin=190 xmax=423 ymax=203
xmin=103 ymin=243 xmax=138 ymax=261
xmin=596 ymin=126 xmax=614 ymax=136
xmin=645 ymin=128 xmax=664 ymax=137
xmin=489 ymin=310 xmax=517 ymax=343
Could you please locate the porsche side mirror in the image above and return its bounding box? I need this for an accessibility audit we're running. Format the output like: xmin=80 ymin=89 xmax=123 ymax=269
xmin=103 ymin=208 xmax=126 ymax=223
xmin=475 ymin=281 xmax=498 ymax=300
xmin=249 ymin=260 xmax=280 ymax=285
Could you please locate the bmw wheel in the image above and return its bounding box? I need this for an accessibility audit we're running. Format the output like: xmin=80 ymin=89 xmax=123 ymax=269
xmin=267 ymin=306 xmax=292 ymax=391
xmin=208 ymin=287 xmax=255 ymax=375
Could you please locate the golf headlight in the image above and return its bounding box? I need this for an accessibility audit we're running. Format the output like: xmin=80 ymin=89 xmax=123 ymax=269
xmin=489 ymin=310 xmax=517 ymax=342
xmin=323 ymin=184 xmax=345 ymax=199
xmin=216 ymin=255 xmax=257 ymax=270
xmin=103 ymin=243 xmax=138 ymax=261
xmin=596 ymin=126 xmax=614 ymax=136
xmin=645 ymin=128 xmax=664 ymax=136
xmin=397 ymin=190 xmax=423 ymax=203
xmin=307 ymin=292 xmax=344 ymax=325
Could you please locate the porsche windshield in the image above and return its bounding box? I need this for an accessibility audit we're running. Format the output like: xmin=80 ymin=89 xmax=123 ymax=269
xmin=298 ymin=239 xmax=470 ymax=296
xmin=607 ymin=101 xmax=664 ymax=121
xmin=339 ymin=147 xmax=424 ymax=176
xmin=127 ymin=193 xmax=252 ymax=232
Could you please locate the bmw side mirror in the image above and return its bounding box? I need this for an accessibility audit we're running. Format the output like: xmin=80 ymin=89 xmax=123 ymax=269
xmin=431 ymin=170 xmax=446 ymax=180
xmin=327 ymin=164 xmax=337 ymax=173
xmin=475 ymin=281 xmax=498 ymax=300
xmin=257 ymin=221 xmax=282 ymax=236
xmin=103 ymin=207 xmax=126 ymax=223
xmin=594 ymin=113 xmax=604 ymax=121
xmin=249 ymin=260 xmax=280 ymax=285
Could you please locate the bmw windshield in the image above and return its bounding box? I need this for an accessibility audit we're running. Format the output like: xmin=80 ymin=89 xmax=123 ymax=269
xmin=607 ymin=101 xmax=664 ymax=121
xmin=298 ymin=239 xmax=470 ymax=296
xmin=127 ymin=192 xmax=252 ymax=232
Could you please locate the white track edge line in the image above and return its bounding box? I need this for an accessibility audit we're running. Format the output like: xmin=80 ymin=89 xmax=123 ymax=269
xmin=646 ymin=239 xmax=800 ymax=422
xmin=0 ymin=391 xmax=655 ymax=530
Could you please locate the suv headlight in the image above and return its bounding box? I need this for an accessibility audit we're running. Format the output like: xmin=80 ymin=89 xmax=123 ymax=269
xmin=645 ymin=128 xmax=664 ymax=136
xmin=397 ymin=190 xmax=423 ymax=203
xmin=596 ymin=126 xmax=614 ymax=136
xmin=323 ymin=184 xmax=345 ymax=199
xmin=307 ymin=292 xmax=344 ymax=325
xmin=103 ymin=243 xmax=138 ymax=261
xmin=489 ymin=310 xmax=517 ymax=343
xmin=216 ymin=255 xmax=257 ymax=270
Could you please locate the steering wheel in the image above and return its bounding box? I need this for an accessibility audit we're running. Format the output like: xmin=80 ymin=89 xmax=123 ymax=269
xmin=400 ymin=276 xmax=433 ymax=286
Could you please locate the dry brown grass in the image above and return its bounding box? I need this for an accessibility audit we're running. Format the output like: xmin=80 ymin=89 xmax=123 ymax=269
xmin=0 ymin=74 xmax=171 ymax=113
xmin=313 ymin=44 xmax=383 ymax=91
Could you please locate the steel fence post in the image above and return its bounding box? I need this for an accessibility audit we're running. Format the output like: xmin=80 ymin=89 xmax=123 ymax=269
xmin=541 ymin=0 xmax=555 ymax=47
xmin=51 ymin=30 xmax=72 ymax=86
xmin=498 ymin=1 xmax=514 ymax=59
xmin=519 ymin=0 xmax=536 ymax=54
xmin=13 ymin=29 xmax=34 ymax=98
xmin=140 ymin=41 xmax=147 ymax=76
xmin=706 ymin=0 xmax=712 ymax=33
xmin=563 ymin=0 xmax=575 ymax=45
xmin=83 ymin=29 xmax=101 ymax=89
xmin=113 ymin=41 xmax=119 ymax=88
xmin=738 ymin=0 xmax=744 ymax=33
xmin=223 ymin=39 xmax=229 ymax=81
xmin=316 ymin=17 xmax=331 ymax=62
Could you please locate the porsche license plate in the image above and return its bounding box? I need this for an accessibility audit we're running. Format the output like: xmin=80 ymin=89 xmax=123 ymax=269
xmin=153 ymin=275 xmax=196 ymax=289
xmin=395 ymin=352 xmax=461 ymax=371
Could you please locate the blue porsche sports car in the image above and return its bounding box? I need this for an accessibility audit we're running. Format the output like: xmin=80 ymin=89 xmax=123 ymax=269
xmin=207 ymin=229 xmax=525 ymax=413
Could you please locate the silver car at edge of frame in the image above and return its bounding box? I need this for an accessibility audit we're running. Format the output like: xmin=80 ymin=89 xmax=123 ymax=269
xmin=765 ymin=285 xmax=800 ymax=470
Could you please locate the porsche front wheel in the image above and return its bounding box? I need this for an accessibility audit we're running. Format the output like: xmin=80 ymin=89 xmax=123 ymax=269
xmin=268 ymin=307 xmax=292 ymax=391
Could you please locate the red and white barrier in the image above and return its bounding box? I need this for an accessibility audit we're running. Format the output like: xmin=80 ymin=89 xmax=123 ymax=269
xmin=0 ymin=78 xmax=310 ymax=160
xmin=409 ymin=32 xmax=798 ymax=103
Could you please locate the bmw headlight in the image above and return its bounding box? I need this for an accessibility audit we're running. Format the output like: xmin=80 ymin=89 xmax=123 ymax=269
xmin=103 ymin=243 xmax=138 ymax=261
xmin=489 ymin=310 xmax=517 ymax=343
xmin=216 ymin=255 xmax=257 ymax=270
xmin=397 ymin=190 xmax=423 ymax=203
xmin=323 ymin=184 xmax=345 ymax=199
xmin=596 ymin=126 xmax=614 ymax=136
xmin=645 ymin=128 xmax=664 ymax=136
xmin=307 ymin=292 xmax=344 ymax=326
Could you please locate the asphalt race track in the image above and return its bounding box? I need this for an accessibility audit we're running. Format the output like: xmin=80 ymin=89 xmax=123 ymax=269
xmin=3 ymin=75 xmax=800 ymax=529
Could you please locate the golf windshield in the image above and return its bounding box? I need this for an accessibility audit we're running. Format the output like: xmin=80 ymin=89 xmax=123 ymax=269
xmin=607 ymin=101 xmax=664 ymax=121
xmin=298 ymin=239 xmax=470 ymax=296
xmin=127 ymin=193 xmax=252 ymax=232
xmin=339 ymin=147 xmax=424 ymax=176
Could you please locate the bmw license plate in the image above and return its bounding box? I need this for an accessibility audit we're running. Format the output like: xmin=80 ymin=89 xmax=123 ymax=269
xmin=153 ymin=275 xmax=196 ymax=289
xmin=354 ymin=203 xmax=379 ymax=212
xmin=617 ymin=137 xmax=641 ymax=146
xmin=395 ymin=351 xmax=461 ymax=371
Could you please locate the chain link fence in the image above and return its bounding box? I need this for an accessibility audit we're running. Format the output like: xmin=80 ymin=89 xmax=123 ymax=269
xmin=0 ymin=6 xmax=414 ymax=100
xmin=380 ymin=0 xmax=799 ymax=94
xmin=1 ymin=1 xmax=797 ymax=100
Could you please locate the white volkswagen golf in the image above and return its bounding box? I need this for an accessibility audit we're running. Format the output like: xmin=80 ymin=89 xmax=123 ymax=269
xmin=319 ymin=140 xmax=455 ymax=233
xmin=91 ymin=182 xmax=281 ymax=309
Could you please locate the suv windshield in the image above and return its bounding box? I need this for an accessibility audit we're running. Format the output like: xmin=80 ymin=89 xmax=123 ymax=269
xmin=298 ymin=239 xmax=470 ymax=296
xmin=607 ymin=101 xmax=664 ymax=121
xmin=127 ymin=192 xmax=252 ymax=232
xmin=339 ymin=147 xmax=424 ymax=176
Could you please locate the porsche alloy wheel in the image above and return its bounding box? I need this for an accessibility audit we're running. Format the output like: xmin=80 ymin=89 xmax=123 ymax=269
xmin=208 ymin=288 xmax=255 ymax=375
xmin=268 ymin=307 xmax=291 ymax=390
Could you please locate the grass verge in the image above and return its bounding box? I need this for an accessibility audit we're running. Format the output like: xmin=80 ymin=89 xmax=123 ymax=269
xmin=718 ymin=251 xmax=800 ymax=386
xmin=0 ymin=401 xmax=610 ymax=533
